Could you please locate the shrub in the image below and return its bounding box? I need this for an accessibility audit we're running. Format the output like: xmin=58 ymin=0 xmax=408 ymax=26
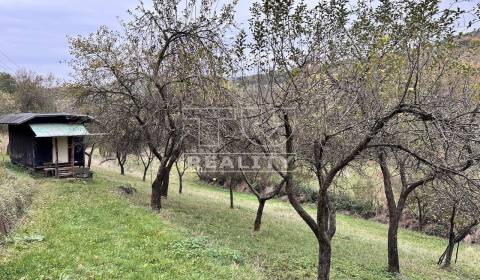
xmin=293 ymin=184 xmax=318 ymax=203
xmin=329 ymin=190 xmax=379 ymax=218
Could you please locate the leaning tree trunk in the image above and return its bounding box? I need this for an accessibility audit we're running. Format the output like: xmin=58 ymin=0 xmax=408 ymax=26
xmin=438 ymin=217 xmax=479 ymax=268
xmin=439 ymin=205 xmax=457 ymax=269
xmin=254 ymin=199 xmax=266 ymax=231
xmin=442 ymin=238 xmax=455 ymax=269
xmin=142 ymin=167 xmax=148 ymax=182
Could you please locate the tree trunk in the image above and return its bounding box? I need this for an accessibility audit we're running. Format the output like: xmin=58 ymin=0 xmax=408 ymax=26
xmin=160 ymin=167 xmax=170 ymax=197
xmin=86 ymin=143 xmax=95 ymax=168
xmin=441 ymin=205 xmax=457 ymax=269
xmin=143 ymin=167 xmax=148 ymax=182
xmin=316 ymin=187 xmax=335 ymax=280
xmin=387 ymin=214 xmax=401 ymax=273
xmin=116 ymin=151 xmax=126 ymax=175
xmin=378 ymin=154 xmax=402 ymax=274
xmin=178 ymin=175 xmax=183 ymax=194
xmin=438 ymin=218 xmax=478 ymax=268
xmin=443 ymin=242 xmax=455 ymax=269
xmin=151 ymin=176 xmax=163 ymax=210
xmin=414 ymin=192 xmax=425 ymax=231
xmin=229 ymin=185 xmax=234 ymax=209
xmin=418 ymin=204 xmax=424 ymax=231
xmin=175 ymin=159 xmax=185 ymax=194
xmin=151 ymin=165 xmax=171 ymax=209
xmin=317 ymin=241 xmax=332 ymax=280
xmin=254 ymin=199 xmax=266 ymax=231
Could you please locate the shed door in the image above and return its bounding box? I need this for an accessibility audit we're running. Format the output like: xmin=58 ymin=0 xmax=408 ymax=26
xmin=52 ymin=137 xmax=69 ymax=164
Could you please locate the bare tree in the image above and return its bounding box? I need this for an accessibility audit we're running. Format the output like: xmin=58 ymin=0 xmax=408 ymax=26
xmin=175 ymin=155 xmax=187 ymax=194
xmin=242 ymin=171 xmax=285 ymax=231
xmin=116 ymin=150 xmax=128 ymax=175
xmin=409 ymin=189 xmax=430 ymax=231
xmin=371 ymin=61 xmax=480 ymax=272
xmin=98 ymin=116 xmax=140 ymax=176
xmin=238 ymin=1 xmax=479 ymax=279
xmin=139 ymin=146 xmax=155 ymax=182
xmin=429 ymin=180 xmax=480 ymax=269
xmin=69 ymin=0 xmax=236 ymax=209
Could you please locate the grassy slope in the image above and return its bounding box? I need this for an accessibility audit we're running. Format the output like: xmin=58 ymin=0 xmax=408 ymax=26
xmin=1 ymin=160 xmax=480 ymax=279
xmin=0 ymin=163 xmax=257 ymax=280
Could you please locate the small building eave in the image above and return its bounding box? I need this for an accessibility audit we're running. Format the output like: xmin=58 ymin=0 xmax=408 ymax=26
xmin=0 ymin=113 xmax=93 ymax=125
xmin=29 ymin=123 xmax=91 ymax=138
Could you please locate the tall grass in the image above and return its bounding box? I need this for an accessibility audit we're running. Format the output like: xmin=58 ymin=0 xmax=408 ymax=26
xmin=0 ymin=164 xmax=33 ymax=238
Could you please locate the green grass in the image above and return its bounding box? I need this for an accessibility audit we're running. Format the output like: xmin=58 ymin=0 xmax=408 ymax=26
xmin=0 ymin=164 xmax=257 ymax=280
xmin=1 ymin=160 xmax=480 ymax=279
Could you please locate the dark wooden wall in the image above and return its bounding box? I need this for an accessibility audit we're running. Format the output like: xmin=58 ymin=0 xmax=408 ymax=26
xmin=8 ymin=124 xmax=35 ymax=167
xmin=33 ymin=137 xmax=52 ymax=167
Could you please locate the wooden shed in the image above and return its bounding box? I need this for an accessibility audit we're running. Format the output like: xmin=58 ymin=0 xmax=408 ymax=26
xmin=0 ymin=113 xmax=93 ymax=178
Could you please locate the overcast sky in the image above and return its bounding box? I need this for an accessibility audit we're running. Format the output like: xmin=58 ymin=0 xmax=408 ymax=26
xmin=0 ymin=0 xmax=476 ymax=80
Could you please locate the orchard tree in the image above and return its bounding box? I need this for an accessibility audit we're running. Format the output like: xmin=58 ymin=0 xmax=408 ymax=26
xmin=69 ymin=0 xmax=236 ymax=209
xmin=242 ymin=171 xmax=285 ymax=231
xmin=424 ymin=179 xmax=480 ymax=269
xmin=376 ymin=147 xmax=477 ymax=273
xmin=175 ymin=155 xmax=187 ymax=194
xmin=240 ymin=0 xmax=480 ymax=279
xmin=139 ymin=146 xmax=155 ymax=182
xmin=370 ymin=17 xmax=480 ymax=272
xmin=98 ymin=114 xmax=141 ymax=176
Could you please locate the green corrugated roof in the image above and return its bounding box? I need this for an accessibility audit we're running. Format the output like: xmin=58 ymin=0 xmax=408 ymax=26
xmin=29 ymin=123 xmax=90 ymax=138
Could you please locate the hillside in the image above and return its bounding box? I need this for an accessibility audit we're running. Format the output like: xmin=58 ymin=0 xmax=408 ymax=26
xmin=0 ymin=160 xmax=480 ymax=279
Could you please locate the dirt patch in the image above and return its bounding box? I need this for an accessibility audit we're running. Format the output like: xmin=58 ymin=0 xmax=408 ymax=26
xmin=115 ymin=184 xmax=138 ymax=195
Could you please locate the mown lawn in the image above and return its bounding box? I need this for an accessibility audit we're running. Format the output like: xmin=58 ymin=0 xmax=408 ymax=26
xmin=1 ymin=160 xmax=480 ymax=279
